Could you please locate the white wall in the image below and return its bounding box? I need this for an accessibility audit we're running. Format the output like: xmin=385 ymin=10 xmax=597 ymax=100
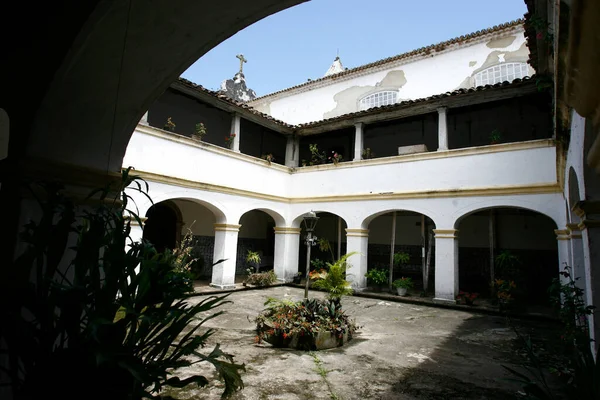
xmin=172 ymin=199 xmax=215 ymax=236
xmin=290 ymin=143 xmax=557 ymax=198
xmin=249 ymin=28 xmax=531 ymax=124
xmin=125 ymin=127 xmax=557 ymax=207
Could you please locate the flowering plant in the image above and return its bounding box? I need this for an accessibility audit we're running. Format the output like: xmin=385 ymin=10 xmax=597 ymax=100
xmin=392 ymin=277 xmax=414 ymax=289
xmin=494 ymin=279 xmax=516 ymax=304
xmin=254 ymin=297 xmax=358 ymax=349
xmin=329 ymin=151 xmax=343 ymax=165
xmin=456 ymin=291 xmax=479 ymax=305
xmin=192 ymin=122 xmax=207 ymax=141
xmin=163 ymin=116 xmax=176 ymax=132
xmin=225 ymin=133 xmax=236 ymax=148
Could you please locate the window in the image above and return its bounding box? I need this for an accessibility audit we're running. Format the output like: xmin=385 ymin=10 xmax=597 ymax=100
xmin=474 ymin=63 xmax=530 ymax=87
xmin=359 ymin=91 xmax=398 ymax=110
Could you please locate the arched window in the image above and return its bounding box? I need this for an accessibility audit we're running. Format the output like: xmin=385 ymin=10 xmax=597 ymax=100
xmin=474 ymin=63 xmax=530 ymax=87
xmin=359 ymin=91 xmax=398 ymax=110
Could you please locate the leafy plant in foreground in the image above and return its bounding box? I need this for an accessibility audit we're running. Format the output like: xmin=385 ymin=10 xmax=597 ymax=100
xmin=502 ymin=265 xmax=598 ymax=399
xmin=0 ymin=168 xmax=244 ymax=400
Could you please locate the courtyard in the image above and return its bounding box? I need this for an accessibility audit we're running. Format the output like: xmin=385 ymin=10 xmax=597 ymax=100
xmin=162 ymin=286 xmax=560 ymax=400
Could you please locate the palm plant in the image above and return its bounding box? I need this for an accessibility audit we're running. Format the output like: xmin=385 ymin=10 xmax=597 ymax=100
xmin=311 ymin=252 xmax=356 ymax=301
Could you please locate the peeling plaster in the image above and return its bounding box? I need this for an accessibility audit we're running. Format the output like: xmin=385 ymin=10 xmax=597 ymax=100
xmin=486 ymin=35 xmax=517 ymax=49
xmin=454 ymin=42 xmax=530 ymax=90
xmin=323 ymin=70 xmax=407 ymax=119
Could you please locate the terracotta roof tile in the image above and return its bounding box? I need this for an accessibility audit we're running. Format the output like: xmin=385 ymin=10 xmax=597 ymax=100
xmin=174 ymin=75 xmax=536 ymax=131
xmin=174 ymin=78 xmax=295 ymax=128
xmin=294 ymin=76 xmax=537 ymax=129
xmin=250 ymin=19 xmax=525 ymax=102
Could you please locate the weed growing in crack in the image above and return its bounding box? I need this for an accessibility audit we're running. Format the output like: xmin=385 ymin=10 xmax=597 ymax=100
xmin=310 ymin=352 xmax=339 ymax=400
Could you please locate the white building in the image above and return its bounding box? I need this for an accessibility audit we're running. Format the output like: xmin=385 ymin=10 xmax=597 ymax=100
xmin=125 ymin=19 xmax=574 ymax=314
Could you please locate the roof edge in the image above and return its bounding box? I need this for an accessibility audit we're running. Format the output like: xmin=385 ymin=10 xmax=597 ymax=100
xmin=249 ymin=18 xmax=525 ymax=103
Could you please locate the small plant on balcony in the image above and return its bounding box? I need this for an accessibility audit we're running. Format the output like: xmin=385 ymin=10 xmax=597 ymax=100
xmin=309 ymin=144 xmax=326 ymax=165
xmin=225 ymin=133 xmax=236 ymax=149
xmin=163 ymin=116 xmax=176 ymax=132
xmin=329 ymin=151 xmax=343 ymax=166
xmin=192 ymin=122 xmax=207 ymax=141
xmin=361 ymin=147 xmax=375 ymax=160
xmin=490 ymin=129 xmax=502 ymax=145
xmin=262 ymin=153 xmax=275 ymax=165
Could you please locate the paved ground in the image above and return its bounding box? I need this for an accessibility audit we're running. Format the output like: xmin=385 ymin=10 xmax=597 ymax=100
xmin=161 ymin=286 xmax=560 ymax=400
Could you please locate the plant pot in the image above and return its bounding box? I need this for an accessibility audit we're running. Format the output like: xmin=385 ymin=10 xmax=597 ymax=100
xmin=396 ymin=287 xmax=408 ymax=296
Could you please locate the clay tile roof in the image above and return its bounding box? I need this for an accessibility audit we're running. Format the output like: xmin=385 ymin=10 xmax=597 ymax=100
xmin=250 ymin=19 xmax=525 ymax=103
xmin=174 ymin=78 xmax=294 ymax=128
xmin=295 ymin=75 xmax=537 ymax=129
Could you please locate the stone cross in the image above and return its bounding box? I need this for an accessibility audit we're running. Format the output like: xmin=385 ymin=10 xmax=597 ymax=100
xmin=236 ymin=54 xmax=247 ymax=74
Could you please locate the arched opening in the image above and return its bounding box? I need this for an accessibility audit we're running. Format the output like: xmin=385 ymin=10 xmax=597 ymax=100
xmin=457 ymin=207 xmax=558 ymax=309
xmin=237 ymin=210 xmax=277 ymax=275
xmin=143 ymin=198 xmax=223 ymax=285
xmin=297 ymin=212 xmax=348 ymax=275
xmin=365 ymin=211 xmax=436 ymax=293
xmin=143 ymin=201 xmax=181 ymax=253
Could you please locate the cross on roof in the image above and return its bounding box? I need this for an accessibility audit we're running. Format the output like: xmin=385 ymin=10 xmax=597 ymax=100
xmin=236 ymin=54 xmax=247 ymax=74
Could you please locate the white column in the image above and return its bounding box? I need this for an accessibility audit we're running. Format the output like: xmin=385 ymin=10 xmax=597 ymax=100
xmin=230 ymin=113 xmax=241 ymax=153
xmin=139 ymin=111 xmax=149 ymax=126
xmin=433 ymin=229 xmax=459 ymax=304
xmin=285 ymin=136 xmax=299 ymax=167
xmin=555 ymin=229 xmax=572 ymax=287
xmin=210 ymin=223 xmax=240 ymax=289
xmin=568 ymin=223 xmax=587 ymax=291
xmin=128 ymin=219 xmax=145 ymax=248
xmin=353 ymin=122 xmax=364 ymax=161
xmin=273 ymin=227 xmax=301 ymax=281
xmin=345 ymin=228 xmax=369 ymax=290
xmin=437 ymin=107 xmax=448 ymax=151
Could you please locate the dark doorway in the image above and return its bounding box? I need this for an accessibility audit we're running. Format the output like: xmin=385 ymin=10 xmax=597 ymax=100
xmin=143 ymin=202 xmax=179 ymax=253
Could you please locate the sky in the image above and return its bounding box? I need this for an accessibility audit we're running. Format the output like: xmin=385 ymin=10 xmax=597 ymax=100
xmin=181 ymin=0 xmax=528 ymax=97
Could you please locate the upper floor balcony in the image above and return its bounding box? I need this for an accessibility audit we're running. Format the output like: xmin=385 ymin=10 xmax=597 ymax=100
xmin=124 ymin=123 xmax=558 ymax=201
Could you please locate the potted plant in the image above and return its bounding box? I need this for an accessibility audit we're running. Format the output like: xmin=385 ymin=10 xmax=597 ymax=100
xmin=225 ymin=133 xmax=236 ymax=149
xmin=365 ymin=268 xmax=388 ymax=291
xmin=192 ymin=122 xmax=207 ymax=141
xmin=292 ymin=272 xmax=302 ymax=284
xmin=456 ymin=291 xmax=479 ymax=306
xmin=246 ymin=250 xmax=261 ymax=273
xmin=262 ymin=153 xmax=275 ymax=165
xmin=163 ymin=116 xmax=176 ymax=132
xmin=328 ymin=151 xmax=343 ymax=166
xmin=490 ymin=129 xmax=502 ymax=145
xmin=361 ymin=147 xmax=375 ymax=160
xmin=392 ymin=277 xmax=413 ymax=296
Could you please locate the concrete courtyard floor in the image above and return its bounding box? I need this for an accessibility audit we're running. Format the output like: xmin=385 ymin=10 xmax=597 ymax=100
xmin=163 ymin=286 xmax=560 ymax=400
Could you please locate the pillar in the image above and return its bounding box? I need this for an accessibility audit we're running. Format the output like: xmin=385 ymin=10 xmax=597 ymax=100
xmin=353 ymin=122 xmax=364 ymax=161
xmin=345 ymin=228 xmax=369 ymax=289
xmin=437 ymin=107 xmax=448 ymax=151
xmin=273 ymin=227 xmax=301 ymax=281
xmin=555 ymin=229 xmax=572 ymax=287
xmin=567 ymin=223 xmax=587 ymax=291
xmin=433 ymin=229 xmax=459 ymax=304
xmin=285 ymin=136 xmax=299 ymax=167
xmin=139 ymin=111 xmax=149 ymax=126
xmin=210 ymin=223 xmax=240 ymax=289
xmin=230 ymin=113 xmax=241 ymax=153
